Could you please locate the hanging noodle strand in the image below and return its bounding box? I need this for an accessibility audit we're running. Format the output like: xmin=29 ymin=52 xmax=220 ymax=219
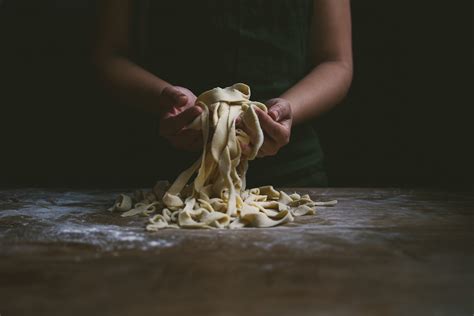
xmin=108 ymin=83 xmax=337 ymax=230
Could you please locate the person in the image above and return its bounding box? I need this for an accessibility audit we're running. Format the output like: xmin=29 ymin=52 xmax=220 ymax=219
xmin=94 ymin=0 xmax=352 ymax=187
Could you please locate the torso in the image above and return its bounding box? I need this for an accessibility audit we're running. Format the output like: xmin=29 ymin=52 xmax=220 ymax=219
xmin=137 ymin=0 xmax=327 ymax=187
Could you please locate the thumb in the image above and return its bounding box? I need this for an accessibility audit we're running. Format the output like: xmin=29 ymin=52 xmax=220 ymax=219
xmin=162 ymin=86 xmax=188 ymax=109
xmin=267 ymin=99 xmax=291 ymax=122
xmin=170 ymin=88 xmax=188 ymax=107
xmin=268 ymin=103 xmax=282 ymax=121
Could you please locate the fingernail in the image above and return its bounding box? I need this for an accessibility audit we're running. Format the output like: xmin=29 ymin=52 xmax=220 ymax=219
xmin=269 ymin=111 xmax=278 ymax=120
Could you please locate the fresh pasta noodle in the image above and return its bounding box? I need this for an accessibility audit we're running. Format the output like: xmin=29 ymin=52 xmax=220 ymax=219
xmin=108 ymin=83 xmax=337 ymax=230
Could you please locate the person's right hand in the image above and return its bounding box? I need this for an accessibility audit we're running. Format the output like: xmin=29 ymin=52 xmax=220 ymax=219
xmin=158 ymin=86 xmax=203 ymax=151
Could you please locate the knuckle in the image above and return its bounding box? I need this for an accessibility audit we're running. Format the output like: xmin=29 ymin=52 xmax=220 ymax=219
xmin=161 ymin=86 xmax=174 ymax=97
xmin=270 ymin=102 xmax=281 ymax=111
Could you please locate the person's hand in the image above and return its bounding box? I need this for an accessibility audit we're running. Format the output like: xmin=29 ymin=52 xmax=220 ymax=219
xmin=158 ymin=86 xmax=203 ymax=151
xmin=237 ymin=98 xmax=292 ymax=158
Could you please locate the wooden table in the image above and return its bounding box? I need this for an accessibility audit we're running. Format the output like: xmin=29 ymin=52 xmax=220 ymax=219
xmin=0 ymin=188 xmax=472 ymax=315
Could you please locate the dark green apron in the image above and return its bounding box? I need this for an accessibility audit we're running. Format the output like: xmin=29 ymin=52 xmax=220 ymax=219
xmin=137 ymin=0 xmax=327 ymax=187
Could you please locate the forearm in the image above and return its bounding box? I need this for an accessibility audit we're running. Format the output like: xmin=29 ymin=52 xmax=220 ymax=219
xmin=280 ymin=60 xmax=353 ymax=126
xmin=95 ymin=55 xmax=171 ymax=115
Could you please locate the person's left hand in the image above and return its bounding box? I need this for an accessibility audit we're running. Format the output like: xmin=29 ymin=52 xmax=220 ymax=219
xmin=237 ymin=98 xmax=293 ymax=158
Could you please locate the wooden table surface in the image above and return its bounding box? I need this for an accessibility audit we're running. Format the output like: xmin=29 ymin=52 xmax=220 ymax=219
xmin=0 ymin=188 xmax=472 ymax=316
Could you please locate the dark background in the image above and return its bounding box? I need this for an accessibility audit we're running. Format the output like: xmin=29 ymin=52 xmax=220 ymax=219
xmin=0 ymin=1 xmax=472 ymax=188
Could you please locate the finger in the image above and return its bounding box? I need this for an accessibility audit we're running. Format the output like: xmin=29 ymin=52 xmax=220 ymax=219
xmin=239 ymin=142 xmax=252 ymax=157
xmin=259 ymin=136 xmax=279 ymax=157
xmin=169 ymin=136 xmax=196 ymax=151
xmin=235 ymin=116 xmax=242 ymax=126
xmin=160 ymin=106 xmax=202 ymax=136
xmin=267 ymin=101 xmax=291 ymax=122
xmin=280 ymin=117 xmax=293 ymax=131
xmin=189 ymin=139 xmax=203 ymax=151
xmin=186 ymin=131 xmax=204 ymax=151
xmin=256 ymin=108 xmax=286 ymax=141
xmin=168 ymin=129 xmax=203 ymax=151
xmin=175 ymin=136 xmax=202 ymax=151
xmin=161 ymin=86 xmax=188 ymax=113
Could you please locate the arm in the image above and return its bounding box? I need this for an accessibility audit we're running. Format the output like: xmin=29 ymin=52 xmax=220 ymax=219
xmin=93 ymin=0 xmax=202 ymax=150
xmin=254 ymin=0 xmax=353 ymax=156
xmin=93 ymin=0 xmax=170 ymax=114
xmin=281 ymin=0 xmax=353 ymax=125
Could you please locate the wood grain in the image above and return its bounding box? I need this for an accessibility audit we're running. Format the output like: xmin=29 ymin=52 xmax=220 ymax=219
xmin=0 ymin=188 xmax=472 ymax=315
